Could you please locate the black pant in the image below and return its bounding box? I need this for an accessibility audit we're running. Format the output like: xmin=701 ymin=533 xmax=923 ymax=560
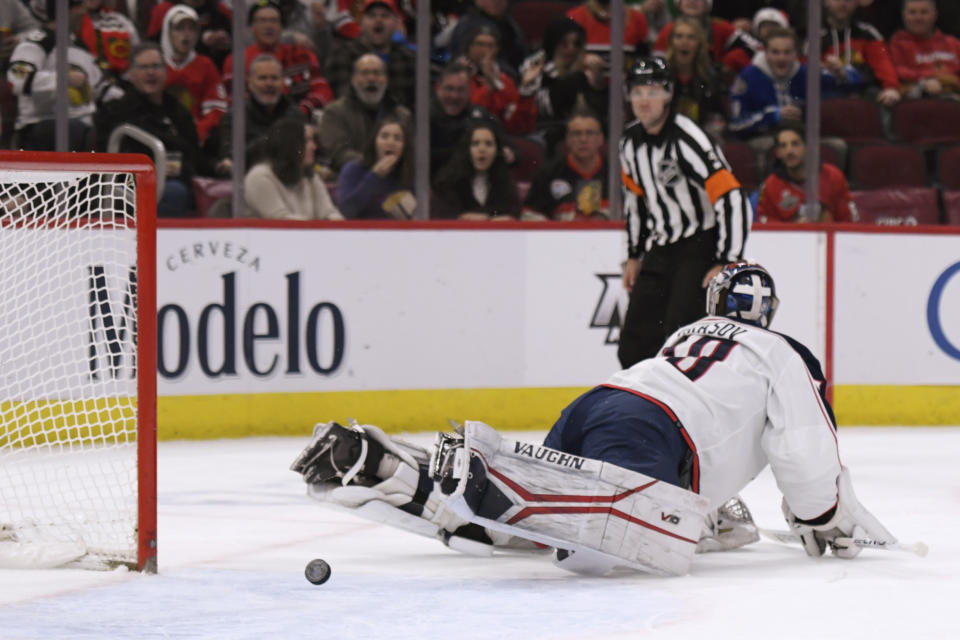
xmin=17 ymin=119 xmax=93 ymax=152
xmin=617 ymin=229 xmax=719 ymax=368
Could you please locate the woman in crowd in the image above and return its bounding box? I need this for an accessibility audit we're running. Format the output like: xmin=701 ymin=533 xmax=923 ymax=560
xmin=665 ymin=15 xmax=727 ymax=141
xmin=244 ymin=117 xmax=343 ymax=220
xmin=336 ymin=115 xmax=416 ymax=219
xmin=431 ymin=119 xmax=520 ymax=220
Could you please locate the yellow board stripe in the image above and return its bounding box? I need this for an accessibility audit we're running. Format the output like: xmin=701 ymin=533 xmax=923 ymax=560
xmin=1 ymin=398 xmax=137 ymax=447
xmin=6 ymin=385 xmax=953 ymax=446
xmin=157 ymin=387 xmax=591 ymax=439
xmin=834 ymin=385 xmax=960 ymax=426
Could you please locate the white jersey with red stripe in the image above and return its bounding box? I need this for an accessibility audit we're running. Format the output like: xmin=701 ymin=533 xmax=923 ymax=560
xmin=604 ymin=316 xmax=842 ymax=520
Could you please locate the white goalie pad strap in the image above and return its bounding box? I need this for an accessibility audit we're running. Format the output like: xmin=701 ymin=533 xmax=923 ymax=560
xmin=445 ymin=421 xmax=711 ymax=575
xmin=306 ymin=482 xmax=442 ymax=540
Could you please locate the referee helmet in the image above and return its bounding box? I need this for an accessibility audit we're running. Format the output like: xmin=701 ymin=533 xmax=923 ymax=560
xmin=627 ymin=57 xmax=674 ymax=94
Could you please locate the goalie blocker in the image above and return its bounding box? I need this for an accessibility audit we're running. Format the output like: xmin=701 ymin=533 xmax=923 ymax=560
xmin=292 ymin=420 xmax=722 ymax=575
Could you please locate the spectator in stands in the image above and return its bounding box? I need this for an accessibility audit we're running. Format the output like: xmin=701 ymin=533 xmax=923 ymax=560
xmin=728 ymin=27 xmax=807 ymax=148
xmin=706 ymin=0 xmax=808 ymax=33
xmin=216 ymin=54 xmax=306 ymax=176
xmin=730 ymin=27 xmax=860 ymax=169
xmin=890 ymin=0 xmax=960 ymax=99
xmin=852 ymin=0 xmax=904 ymax=40
xmin=147 ymin=1 xmax=232 ymax=70
xmin=161 ymin=4 xmax=226 ymax=151
xmin=757 ymin=120 xmax=857 ymax=223
xmin=664 ymin=15 xmax=726 ymax=141
xmin=323 ymin=0 xmax=416 ymax=108
xmin=813 ymin=0 xmax=901 ymax=106
xmin=0 ymin=1 xmax=38 ymax=73
xmin=633 ymin=0 xmax=670 ymax=44
xmin=96 ymin=42 xmax=199 ymax=217
xmin=319 ymin=53 xmax=411 ymax=175
xmin=567 ymin=0 xmax=650 ymax=61
xmin=8 ymin=0 xmax=109 ymax=151
xmin=432 ymin=119 xmax=520 ymax=219
xmin=523 ymin=15 xmax=607 ymax=156
xmin=222 ymin=1 xmax=332 ymax=120
xmin=245 ymin=117 xmax=344 ymax=220
xmin=336 ymin=113 xmax=416 ymax=219
xmin=280 ymin=0 xmax=334 ymax=68
xmin=654 ymin=0 xmax=760 ymax=76
xmin=523 ymin=107 xmax=609 ymax=221
xmin=455 ymin=23 xmax=538 ymax=137
xmin=430 ymin=61 xmax=501 ymax=175
xmin=78 ymin=0 xmax=139 ymax=79
xmin=450 ymin=0 xmax=528 ymax=80
xmin=750 ymin=7 xmax=790 ymax=43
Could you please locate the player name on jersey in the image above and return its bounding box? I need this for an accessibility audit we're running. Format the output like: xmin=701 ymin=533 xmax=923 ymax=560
xmin=513 ymin=443 xmax=586 ymax=470
xmin=676 ymin=320 xmax=749 ymax=341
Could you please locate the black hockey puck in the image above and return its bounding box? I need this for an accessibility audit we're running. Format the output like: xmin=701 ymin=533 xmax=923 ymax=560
xmin=304 ymin=558 xmax=332 ymax=585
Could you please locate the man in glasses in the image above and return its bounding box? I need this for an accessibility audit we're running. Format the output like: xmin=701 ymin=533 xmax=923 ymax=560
xmin=617 ymin=56 xmax=752 ymax=368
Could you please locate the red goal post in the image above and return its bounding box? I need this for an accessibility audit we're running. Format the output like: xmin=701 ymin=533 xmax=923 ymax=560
xmin=0 ymin=151 xmax=157 ymax=572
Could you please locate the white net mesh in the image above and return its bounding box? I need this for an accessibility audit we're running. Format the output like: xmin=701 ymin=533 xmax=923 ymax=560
xmin=0 ymin=169 xmax=141 ymax=569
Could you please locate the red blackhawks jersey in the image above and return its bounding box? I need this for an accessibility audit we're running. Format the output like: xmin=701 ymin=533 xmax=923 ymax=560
xmin=523 ymin=153 xmax=610 ymax=221
xmin=165 ymin=56 xmax=226 ymax=145
xmin=566 ymin=5 xmax=649 ymax=58
xmin=757 ymin=163 xmax=857 ymax=223
xmin=889 ymin=29 xmax=960 ymax=84
xmin=78 ymin=9 xmax=140 ymax=74
xmin=161 ymin=5 xmax=226 ymax=145
xmin=814 ymin=21 xmax=900 ymax=90
xmin=222 ymin=43 xmax=333 ymax=115
xmin=468 ymin=71 xmax=536 ymax=136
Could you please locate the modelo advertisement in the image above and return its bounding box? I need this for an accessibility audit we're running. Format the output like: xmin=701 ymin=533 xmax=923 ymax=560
xmin=155 ymin=228 xmax=822 ymax=396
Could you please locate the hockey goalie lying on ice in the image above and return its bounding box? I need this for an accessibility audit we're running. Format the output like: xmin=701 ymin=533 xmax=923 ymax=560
xmin=291 ymin=262 xmax=897 ymax=576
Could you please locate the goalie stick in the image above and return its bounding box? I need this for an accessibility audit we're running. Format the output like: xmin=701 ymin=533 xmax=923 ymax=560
xmin=758 ymin=527 xmax=929 ymax=557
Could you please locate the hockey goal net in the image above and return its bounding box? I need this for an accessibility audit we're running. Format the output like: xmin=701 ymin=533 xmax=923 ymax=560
xmin=0 ymin=151 xmax=157 ymax=571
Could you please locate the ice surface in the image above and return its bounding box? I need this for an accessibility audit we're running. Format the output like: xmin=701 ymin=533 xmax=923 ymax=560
xmin=0 ymin=428 xmax=955 ymax=639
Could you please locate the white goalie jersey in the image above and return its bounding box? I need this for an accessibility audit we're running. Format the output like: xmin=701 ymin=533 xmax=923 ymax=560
xmin=6 ymin=30 xmax=106 ymax=130
xmin=605 ymin=316 xmax=842 ymax=521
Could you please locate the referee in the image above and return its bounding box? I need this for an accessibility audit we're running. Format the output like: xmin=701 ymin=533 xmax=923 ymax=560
xmin=617 ymin=57 xmax=753 ymax=368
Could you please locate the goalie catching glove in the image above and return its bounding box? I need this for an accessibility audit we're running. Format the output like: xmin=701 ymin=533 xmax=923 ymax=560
xmin=782 ymin=466 xmax=896 ymax=558
xmin=290 ymin=422 xmax=475 ymax=543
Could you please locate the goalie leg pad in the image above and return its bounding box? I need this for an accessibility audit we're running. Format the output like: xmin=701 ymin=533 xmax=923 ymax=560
xmin=439 ymin=421 xmax=711 ymax=575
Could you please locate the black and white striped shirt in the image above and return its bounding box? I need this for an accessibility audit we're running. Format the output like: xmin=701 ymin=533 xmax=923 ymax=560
xmin=619 ymin=113 xmax=751 ymax=262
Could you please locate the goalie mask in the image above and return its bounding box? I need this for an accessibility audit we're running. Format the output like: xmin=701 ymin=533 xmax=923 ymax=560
xmin=706 ymin=262 xmax=779 ymax=328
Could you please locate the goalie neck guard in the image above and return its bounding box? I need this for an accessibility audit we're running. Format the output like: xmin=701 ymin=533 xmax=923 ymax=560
xmin=706 ymin=262 xmax=779 ymax=328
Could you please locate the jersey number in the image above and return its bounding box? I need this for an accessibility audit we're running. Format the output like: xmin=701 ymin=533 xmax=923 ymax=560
xmin=663 ymin=336 xmax=737 ymax=382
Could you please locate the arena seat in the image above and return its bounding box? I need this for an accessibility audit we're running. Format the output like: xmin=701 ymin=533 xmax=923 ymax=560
xmin=851 ymin=187 xmax=940 ymax=225
xmin=850 ymin=144 xmax=926 ymax=190
xmin=937 ymin=145 xmax=960 ymax=190
xmin=516 ymin=180 xmax=531 ymax=203
xmin=722 ymin=140 xmax=758 ymax=192
xmin=941 ymin=190 xmax=960 ymax=225
xmin=513 ymin=1 xmax=578 ymax=49
xmin=192 ymin=177 xmax=232 ymax=217
xmin=509 ymin=136 xmax=545 ymax=183
xmin=892 ymin=99 xmax=960 ymax=146
xmin=820 ymin=98 xmax=887 ymax=144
